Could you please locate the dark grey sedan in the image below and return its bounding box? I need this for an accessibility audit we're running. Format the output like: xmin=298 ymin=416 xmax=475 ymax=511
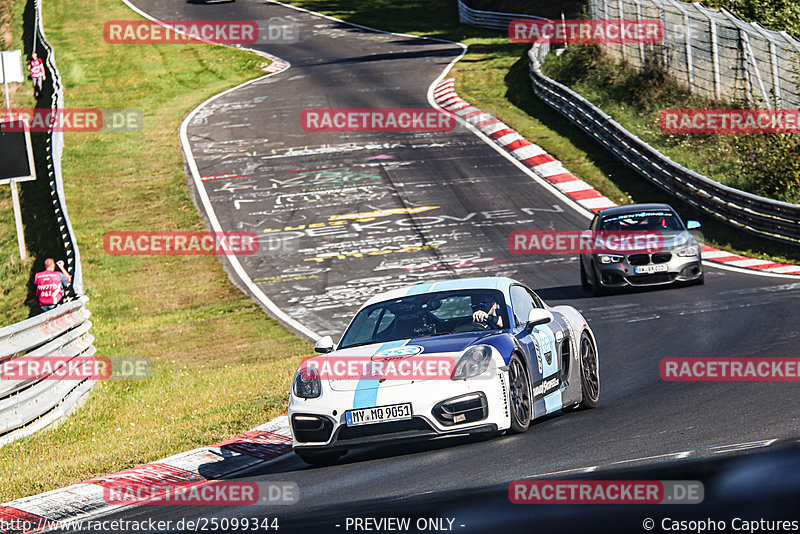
xmin=580 ymin=203 xmax=704 ymax=296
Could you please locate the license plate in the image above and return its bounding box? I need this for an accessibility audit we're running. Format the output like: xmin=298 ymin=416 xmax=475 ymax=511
xmin=634 ymin=264 xmax=668 ymax=274
xmin=345 ymin=403 xmax=412 ymax=426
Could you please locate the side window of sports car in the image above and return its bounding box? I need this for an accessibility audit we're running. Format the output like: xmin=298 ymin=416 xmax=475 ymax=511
xmin=526 ymin=288 xmax=544 ymax=309
xmin=510 ymin=285 xmax=536 ymax=328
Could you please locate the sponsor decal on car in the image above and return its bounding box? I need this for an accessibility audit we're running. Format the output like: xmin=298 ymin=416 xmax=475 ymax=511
xmin=532 ymin=376 xmax=559 ymax=397
xmin=373 ymin=345 xmax=423 ymax=360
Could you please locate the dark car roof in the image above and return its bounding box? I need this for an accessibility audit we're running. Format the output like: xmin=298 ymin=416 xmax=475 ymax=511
xmin=596 ymin=203 xmax=677 ymax=219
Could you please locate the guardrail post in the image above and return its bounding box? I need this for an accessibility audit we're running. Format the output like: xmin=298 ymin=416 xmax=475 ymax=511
xmin=665 ymin=0 xmax=694 ymax=91
xmin=654 ymin=0 xmax=668 ymax=74
xmin=747 ymin=22 xmax=784 ymax=108
xmin=696 ymin=3 xmax=722 ymax=101
xmin=618 ymin=0 xmax=627 ymax=62
xmin=636 ymin=0 xmax=646 ymax=67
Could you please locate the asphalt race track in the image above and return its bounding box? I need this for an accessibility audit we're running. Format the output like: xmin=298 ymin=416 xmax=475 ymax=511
xmin=57 ymin=0 xmax=800 ymax=531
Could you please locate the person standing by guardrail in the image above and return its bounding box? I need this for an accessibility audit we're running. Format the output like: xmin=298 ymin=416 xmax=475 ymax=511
xmin=27 ymin=51 xmax=46 ymax=99
xmin=33 ymin=258 xmax=71 ymax=312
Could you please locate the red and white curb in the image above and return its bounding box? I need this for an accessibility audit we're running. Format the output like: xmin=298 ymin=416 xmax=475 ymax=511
xmin=260 ymin=57 xmax=289 ymax=73
xmin=0 ymin=416 xmax=293 ymax=533
xmin=433 ymin=78 xmax=800 ymax=277
xmin=699 ymin=246 xmax=800 ymax=274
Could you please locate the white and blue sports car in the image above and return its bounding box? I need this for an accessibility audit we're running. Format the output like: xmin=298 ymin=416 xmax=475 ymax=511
xmin=288 ymin=276 xmax=599 ymax=465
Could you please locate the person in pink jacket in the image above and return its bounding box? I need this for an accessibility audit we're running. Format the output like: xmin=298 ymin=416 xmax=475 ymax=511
xmin=28 ymin=51 xmax=46 ymax=99
xmin=33 ymin=258 xmax=71 ymax=312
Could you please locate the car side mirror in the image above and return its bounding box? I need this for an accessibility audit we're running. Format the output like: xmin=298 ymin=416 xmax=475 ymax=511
xmin=526 ymin=309 xmax=554 ymax=331
xmin=314 ymin=336 xmax=335 ymax=354
xmin=687 ymin=220 xmax=701 ymax=230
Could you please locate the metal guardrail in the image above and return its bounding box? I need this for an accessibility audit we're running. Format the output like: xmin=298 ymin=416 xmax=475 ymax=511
xmin=457 ymin=0 xmax=545 ymax=30
xmin=34 ymin=0 xmax=84 ymax=296
xmin=456 ymin=0 xmax=800 ymax=245
xmin=0 ymin=297 xmax=95 ymax=444
xmin=528 ymin=42 xmax=800 ymax=245
xmin=0 ymin=0 xmax=95 ymax=445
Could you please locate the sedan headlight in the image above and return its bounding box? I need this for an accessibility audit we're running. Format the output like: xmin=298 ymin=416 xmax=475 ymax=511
xmin=676 ymin=245 xmax=700 ymax=257
xmin=599 ymin=254 xmax=623 ymax=264
xmin=292 ymin=365 xmax=321 ymax=399
xmin=452 ymin=345 xmax=493 ymax=380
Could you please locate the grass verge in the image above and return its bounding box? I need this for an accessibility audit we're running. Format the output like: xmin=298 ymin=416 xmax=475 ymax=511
xmin=0 ymin=0 xmax=309 ymax=500
xmin=0 ymin=0 xmax=35 ymax=324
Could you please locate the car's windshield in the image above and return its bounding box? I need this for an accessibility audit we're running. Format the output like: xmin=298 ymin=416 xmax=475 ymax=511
xmin=599 ymin=210 xmax=684 ymax=231
xmin=339 ymin=289 xmax=509 ymax=349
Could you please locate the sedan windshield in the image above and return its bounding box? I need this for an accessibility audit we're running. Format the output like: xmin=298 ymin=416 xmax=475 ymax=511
xmin=339 ymin=289 xmax=509 ymax=349
xmin=599 ymin=210 xmax=684 ymax=231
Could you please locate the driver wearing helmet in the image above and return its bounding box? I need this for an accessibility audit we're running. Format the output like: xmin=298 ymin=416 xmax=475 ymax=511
xmin=471 ymin=295 xmax=503 ymax=328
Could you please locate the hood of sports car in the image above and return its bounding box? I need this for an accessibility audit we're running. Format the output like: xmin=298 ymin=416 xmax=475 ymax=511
xmin=323 ymin=331 xmax=502 ymax=391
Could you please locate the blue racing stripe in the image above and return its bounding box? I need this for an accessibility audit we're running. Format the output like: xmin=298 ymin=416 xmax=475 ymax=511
xmin=544 ymin=389 xmax=563 ymax=414
xmin=352 ymin=339 xmax=408 ymax=409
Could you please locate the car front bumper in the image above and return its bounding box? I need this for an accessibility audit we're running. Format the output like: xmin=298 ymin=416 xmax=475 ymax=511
xmin=592 ymin=253 xmax=703 ymax=288
xmin=288 ymin=368 xmax=511 ymax=451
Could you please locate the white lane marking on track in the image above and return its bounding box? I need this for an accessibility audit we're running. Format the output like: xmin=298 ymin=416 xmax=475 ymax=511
xmin=533 ymin=466 xmax=600 ymax=477
xmin=709 ymin=439 xmax=777 ymax=454
xmin=626 ymin=315 xmax=660 ymax=323
xmin=609 ymin=451 xmax=692 ymax=465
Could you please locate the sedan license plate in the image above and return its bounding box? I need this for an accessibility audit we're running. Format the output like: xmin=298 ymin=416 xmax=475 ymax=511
xmin=634 ymin=264 xmax=668 ymax=274
xmin=345 ymin=403 xmax=412 ymax=426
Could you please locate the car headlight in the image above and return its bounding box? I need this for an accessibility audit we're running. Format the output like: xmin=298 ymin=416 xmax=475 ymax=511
xmin=292 ymin=365 xmax=321 ymax=399
xmin=452 ymin=345 xmax=493 ymax=380
xmin=676 ymin=245 xmax=699 ymax=257
xmin=599 ymin=254 xmax=623 ymax=264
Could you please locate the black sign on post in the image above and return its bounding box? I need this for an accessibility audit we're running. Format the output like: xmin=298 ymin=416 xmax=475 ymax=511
xmin=0 ymin=117 xmax=36 ymax=183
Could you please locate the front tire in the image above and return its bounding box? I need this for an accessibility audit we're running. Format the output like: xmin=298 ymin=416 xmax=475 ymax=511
xmin=507 ymin=354 xmax=532 ymax=433
xmin=577 ymin=331 xmax=600 ymax=408
xmin=580 ymin=259 xmax=591 ymax=291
